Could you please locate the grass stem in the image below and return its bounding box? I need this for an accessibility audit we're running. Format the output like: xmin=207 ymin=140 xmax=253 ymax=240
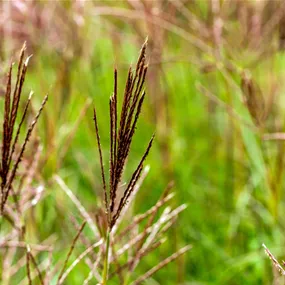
xmin=102 ymin=229 xmax=111 ymax=285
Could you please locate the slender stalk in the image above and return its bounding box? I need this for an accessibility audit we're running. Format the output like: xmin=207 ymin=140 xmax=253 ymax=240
xmin=123 ymin=273 xmax=130 ymax=285
xmin=102 ymin=229 xmax=111 ymax=285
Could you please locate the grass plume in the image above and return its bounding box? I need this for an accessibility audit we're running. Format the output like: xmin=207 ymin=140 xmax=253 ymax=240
xmin=0 ymin=43 xmax=48 ymax=214
xmin=93 ymin=39 xmax=155 ymax=284
xmin=93 ymin=39 xmax=153 ymax=230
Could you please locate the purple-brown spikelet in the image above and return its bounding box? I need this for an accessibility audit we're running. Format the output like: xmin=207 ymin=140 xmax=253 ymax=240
xmin=93 ymin=39 xmax=153 ymax=229
xmin=241 ymin=71 xmax=265 ymax=127
xmin=0 ymin=43 xmax=48 ymax=214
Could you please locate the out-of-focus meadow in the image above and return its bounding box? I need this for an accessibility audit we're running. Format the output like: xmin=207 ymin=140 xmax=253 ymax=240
xmin=2 ymin=1 xmax=285 ymax=284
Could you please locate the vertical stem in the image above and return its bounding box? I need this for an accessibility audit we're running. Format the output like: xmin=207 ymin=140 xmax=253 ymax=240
xmin=123 ymin=273 xmax=130 ymax=285
xmin=102 ymin=229 xmax=111 ymax=285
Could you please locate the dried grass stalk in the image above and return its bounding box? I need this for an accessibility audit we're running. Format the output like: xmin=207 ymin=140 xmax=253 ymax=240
xmin=28 ymin=250 xmax=44 ymax=285
xmin=58 ymin=239 xmax=103 ymax=284
xmin=57 ymin=221 xmax=86 ymax=285
xmin=131 ymin=245 xmax=192 ymax=285
xmin=263 ymin=243 xmax=285 ymax=275
xmin=26 ymin=245 xmax=33 ymax=285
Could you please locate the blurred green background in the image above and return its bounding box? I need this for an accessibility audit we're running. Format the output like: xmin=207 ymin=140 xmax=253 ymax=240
xmin=2 ymin=0 xmax=285 ymax=284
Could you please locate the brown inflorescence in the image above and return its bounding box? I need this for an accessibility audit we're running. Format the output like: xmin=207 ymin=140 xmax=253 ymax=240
xmin=0 ymin=43 xmax=48 ymax=214
xmin=93 ymin=39 xmax=154 ymax=229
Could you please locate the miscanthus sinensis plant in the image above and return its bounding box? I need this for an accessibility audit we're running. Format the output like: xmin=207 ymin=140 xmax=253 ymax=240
xmin=90 ymin=39 xmax=191 ymax=284
xmin=0 ymin=43 xmax=48 ymax=284
xmin=0 ymin=41 xmax=190 ymax=285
